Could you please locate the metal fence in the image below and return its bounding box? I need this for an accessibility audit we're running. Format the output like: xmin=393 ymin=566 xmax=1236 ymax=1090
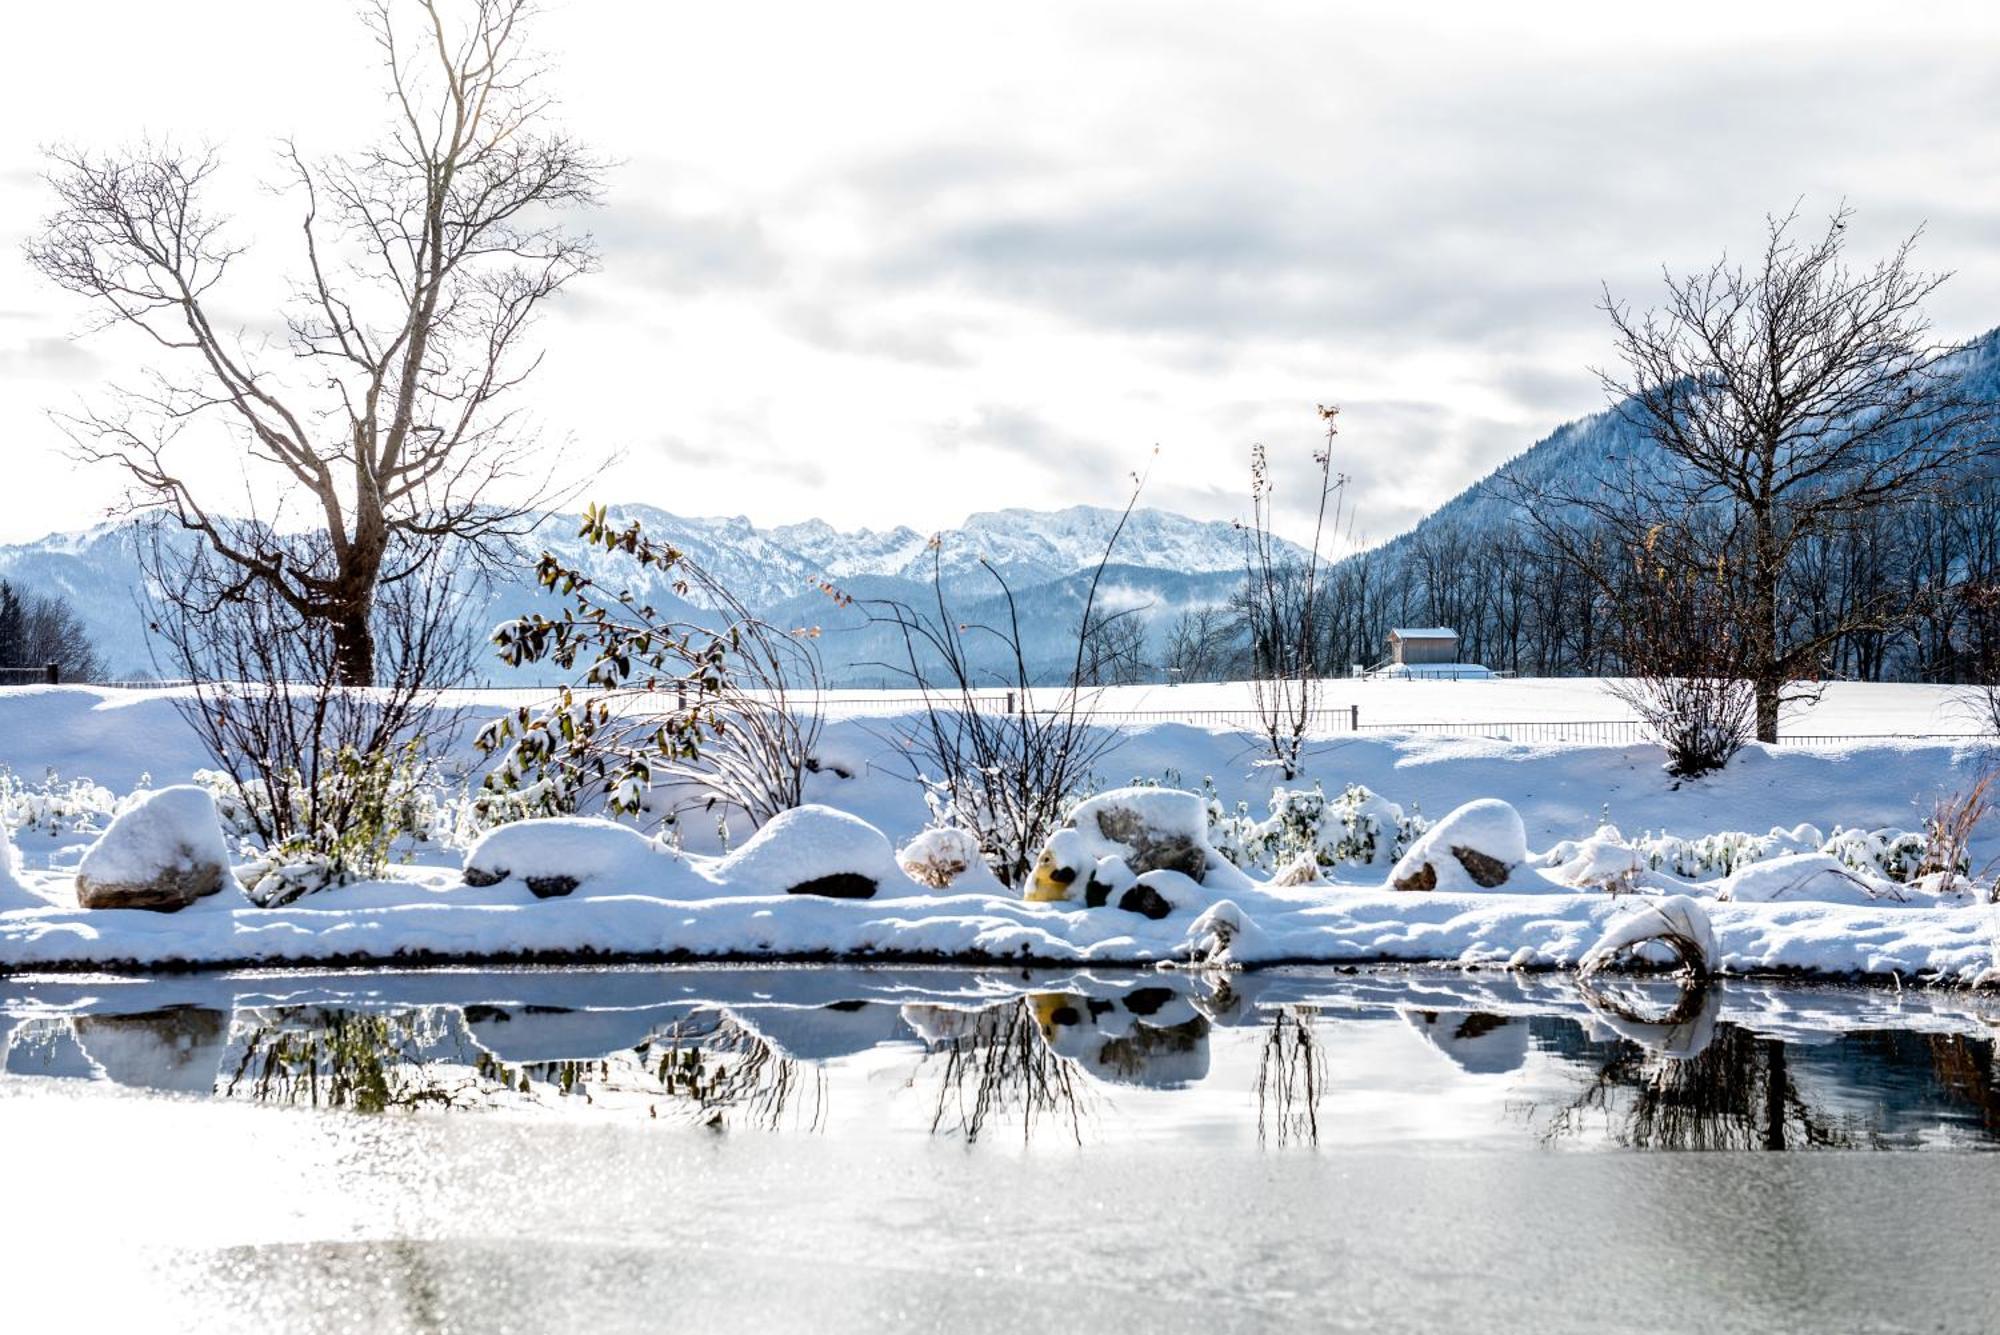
xmin=2 ymin=675 xmax=1990 ymax=747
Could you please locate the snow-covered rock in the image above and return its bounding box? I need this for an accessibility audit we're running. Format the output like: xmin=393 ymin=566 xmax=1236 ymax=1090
xmin=1389 ymin=799 xmax=1528 ymax=892
xmin=464 ymin=817 xmax=664 ymax=898
xmin=1027 ymin=787 xmax=1229 ymax=919
xmin=1065 ymin=787 xmax=1212 ymax=878
xmin=75 ymin=785 xmax=231 ymax=912
xmin=706 ymin=805 xmax=901 ymax=899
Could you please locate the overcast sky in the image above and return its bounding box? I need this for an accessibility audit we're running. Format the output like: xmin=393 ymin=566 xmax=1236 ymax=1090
xmin=4 ymin=1 xmax=2000 ymax=547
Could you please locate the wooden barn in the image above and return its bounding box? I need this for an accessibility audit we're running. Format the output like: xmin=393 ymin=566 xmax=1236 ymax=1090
xmin=1386 ymin=627 xmax=1460 ymax=667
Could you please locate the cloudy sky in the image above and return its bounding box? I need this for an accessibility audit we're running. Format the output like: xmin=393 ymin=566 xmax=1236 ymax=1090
xmin=4 ymin=0 xmax=2000 ymax=547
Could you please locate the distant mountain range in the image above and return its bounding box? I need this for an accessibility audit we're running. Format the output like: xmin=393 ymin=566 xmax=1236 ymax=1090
xmin=0 ymin=504 xmax=1292 ymax=684
xmin=14 ymin=324 xmax=1998 ymax=686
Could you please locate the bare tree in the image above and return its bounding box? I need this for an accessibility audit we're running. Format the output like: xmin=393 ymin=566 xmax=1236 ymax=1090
xmin=1161 ymin=604 xmax=1237 ymax=684
xmin=26 ymin=0 xmax=602 ymax=687
xmin=1076 ymin=604 xmax=1151 ymax=686
xmin=1577 ymin=206 xmax=1995 ymax=740
xmin=0 ymin=581 xmax=104 ymax=681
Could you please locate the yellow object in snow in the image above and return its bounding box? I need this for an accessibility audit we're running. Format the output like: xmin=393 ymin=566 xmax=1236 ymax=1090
xmin=1025 ymin=844 xmax=1079 ymax=901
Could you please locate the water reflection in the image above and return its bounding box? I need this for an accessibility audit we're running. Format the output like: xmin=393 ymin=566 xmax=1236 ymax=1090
xmin=3 ymin=966 xmax=1998 ymax=1151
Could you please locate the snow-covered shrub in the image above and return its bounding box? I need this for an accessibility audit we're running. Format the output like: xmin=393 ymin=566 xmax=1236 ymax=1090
xmin=200 ymin=744 xmax=439 ymax=906
xmin=0 ymin=770 xmax=123 ymax=840
xmin=1630 ymin=821 xmax=1939 ymax=884
xmin=897 ymin=826 xmax=986 ymax=890
xmin=1538 ymin=824 xmax=1647 ymax=893
xmin=1192 ymin=779 xmax=1427 ymax=878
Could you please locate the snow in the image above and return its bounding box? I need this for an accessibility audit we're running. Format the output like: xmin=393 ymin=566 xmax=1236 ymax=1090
xmin=76 ymin=785 xmax=230 ymax=893
xmin=1 ymin=684 xmax=1998 ymax=983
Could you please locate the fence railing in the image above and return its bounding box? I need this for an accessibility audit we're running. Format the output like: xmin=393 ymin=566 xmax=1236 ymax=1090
xmin=2 ymin=675 xmax=1990 ymax=748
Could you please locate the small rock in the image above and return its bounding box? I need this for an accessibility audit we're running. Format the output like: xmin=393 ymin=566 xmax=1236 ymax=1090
xmin=1117 ymin=882 xmax=1174 ymax=920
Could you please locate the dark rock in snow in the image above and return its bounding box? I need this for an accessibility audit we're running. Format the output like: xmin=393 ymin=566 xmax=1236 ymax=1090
xmin=785 ymin=872 xmax=878 ymax=900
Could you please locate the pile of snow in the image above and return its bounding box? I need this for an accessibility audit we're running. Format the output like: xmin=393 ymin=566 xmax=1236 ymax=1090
xmin=0 ymin=824 xmax=35 ymax=911
xmin=464 ymin=818 xmax=667 ymax=898
xmin=1717 ymin=852 xmax=1911 ymax=907
xmin=75 ymin=786 xmax=232 ymax=912
xmin=1389 ymin=799 xmax=1530 ymax=892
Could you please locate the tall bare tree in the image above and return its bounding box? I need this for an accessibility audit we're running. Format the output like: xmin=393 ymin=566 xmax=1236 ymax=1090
xmin=1565 ymin=207 xmax=1995 ymax=740
xmin=26 ymin=0 xmax=602 ymax=686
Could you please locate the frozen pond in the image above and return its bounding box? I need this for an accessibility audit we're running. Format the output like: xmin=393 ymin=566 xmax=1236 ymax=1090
xmin=4 ymin=964 xmax=2000 ymax=1332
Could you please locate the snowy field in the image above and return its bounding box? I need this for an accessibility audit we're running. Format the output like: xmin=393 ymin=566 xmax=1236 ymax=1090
xmin=0 ymin=683 xmax=1996 ymax=981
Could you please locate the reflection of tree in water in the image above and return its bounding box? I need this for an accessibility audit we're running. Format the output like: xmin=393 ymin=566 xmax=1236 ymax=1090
xmin=221 ymin=1004 xmax=823 ymax=1129
xmin=224 ymin=1007 xmax=473 ymax=1113
xmin=919 ymin=998 xmax=1088 ymax=1144
xmin=630 ymin=1014 xmax=825 ymax=1132
xmin=1556 ymin=1026 xmax=1858 ymax=1150
xmin=1256 ymin=1007 xmax=1326 ymax=1147
xmin=1545 ymin=984 xmax=1853 ymax=1151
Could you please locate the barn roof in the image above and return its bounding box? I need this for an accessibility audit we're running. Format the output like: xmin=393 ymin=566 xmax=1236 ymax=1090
xmin=1388 ymin=627 xmax=1458 ymax=639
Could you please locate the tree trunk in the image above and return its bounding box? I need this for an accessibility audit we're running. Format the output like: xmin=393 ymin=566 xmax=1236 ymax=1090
xmin=332 ymin=602 xmax=377 ymax=688
xmin=1754 ymin=676 xmax=1782 ymax=745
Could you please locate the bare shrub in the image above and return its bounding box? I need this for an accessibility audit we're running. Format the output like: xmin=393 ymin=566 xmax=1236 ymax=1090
xmin=1236 ymin=406 xmax=1348 ymax=780
xmin=1919 ymin=770 xmax=1995 ymax=887
xmin=1607 ymin=528 xmax=1756 ymax=778
xmin=145 ymin=528 xmax=474 ymax=902
xmin=846 ymin=485 xmax=1143 ymax=888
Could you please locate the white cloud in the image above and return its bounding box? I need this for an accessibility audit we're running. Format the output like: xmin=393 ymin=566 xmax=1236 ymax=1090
xmin=3 ymin=0 xmax=1998 ymax=544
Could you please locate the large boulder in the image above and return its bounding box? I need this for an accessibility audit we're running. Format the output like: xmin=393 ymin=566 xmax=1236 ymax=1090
xmin=76 ymin=786 xmax=232 ymax=912
xmin=463 ymin=817 xmax=663 ymax=898
xmin=711 ymin=805 xmax=900 ymax=900
xmin=1028 ymin=788 xmax=1216 ymax=916
xmin=1389 ymin=799 xmax=1527 ymax=892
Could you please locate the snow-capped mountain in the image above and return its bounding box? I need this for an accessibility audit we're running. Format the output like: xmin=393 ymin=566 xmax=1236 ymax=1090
xmin=0 ymin=503 xmax=1283 ymax=681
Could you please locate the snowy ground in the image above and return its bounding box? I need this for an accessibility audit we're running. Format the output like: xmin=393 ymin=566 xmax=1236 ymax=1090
xmin=0 ymin=684 xmax=1995 ymax=980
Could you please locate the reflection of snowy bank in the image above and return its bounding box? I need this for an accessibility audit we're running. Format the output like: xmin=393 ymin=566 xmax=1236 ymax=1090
xmin=6 ymin=966 xmax=2000 ymax=1151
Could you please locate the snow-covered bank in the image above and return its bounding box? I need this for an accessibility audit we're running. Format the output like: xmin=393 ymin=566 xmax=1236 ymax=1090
xmin=1 ymin=880 xmax=1994 ymax=980
xmin=3 ymin=686 xmax=1993 ymax=863
xmin=0 ymin=684 xmax=1995 ymax=982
